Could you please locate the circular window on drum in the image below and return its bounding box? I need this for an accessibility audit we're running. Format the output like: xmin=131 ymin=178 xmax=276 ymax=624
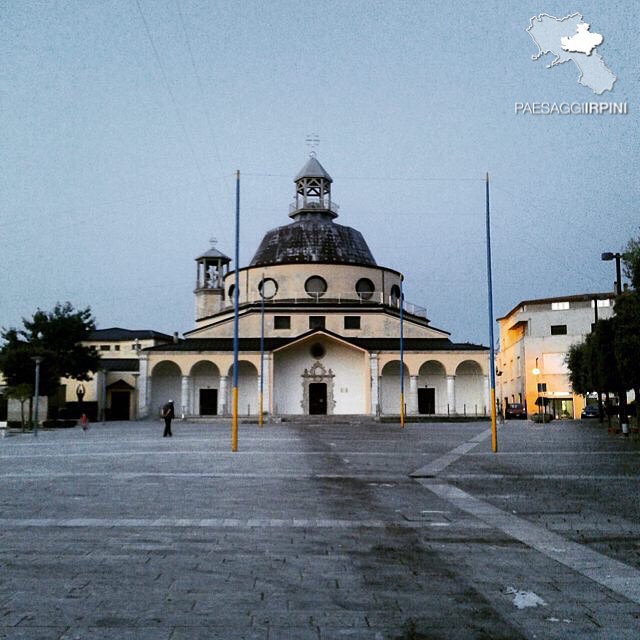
xmin=258 ymin=278 xmax=278 ymax=299
xmin=356 ymin=278 xmax=375 ymax=300
xmin=305 ymin=276 xmax=327 ymax=298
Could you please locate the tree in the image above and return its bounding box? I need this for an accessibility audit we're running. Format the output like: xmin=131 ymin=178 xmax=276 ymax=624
xmin=613 ymin=291 xmax=640 ymax=414
xmin=567 ymin=341 xmax=589 ymax=396
xmin=0 ymin=303 xmax=100 ymax=400
xmin=622 ymin=233 xmax=640 ymax=292
xmin=5 ymin=383 xmax=33 ymax=431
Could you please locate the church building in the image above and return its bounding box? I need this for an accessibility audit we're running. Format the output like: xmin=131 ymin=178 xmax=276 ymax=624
xmin=136 ymin=157 xmax=489 ymax=420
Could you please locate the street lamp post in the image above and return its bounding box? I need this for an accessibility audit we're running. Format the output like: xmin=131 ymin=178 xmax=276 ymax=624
xmin=32 ymin=356 xmax=43 ymax=437
xmin=601 ymin=252 xmax=622 ymax=295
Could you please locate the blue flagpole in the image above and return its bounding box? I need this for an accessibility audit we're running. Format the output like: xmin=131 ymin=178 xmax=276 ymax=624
xmin=485 ymin=172 xmax=497 ymax=452
xmin=259 ymin=272 xmax=265 ymax=428
xmin=232 ymin=170 xmax=240 ymax=452
xmin=400 ymin=276 xmax=405 ymax=427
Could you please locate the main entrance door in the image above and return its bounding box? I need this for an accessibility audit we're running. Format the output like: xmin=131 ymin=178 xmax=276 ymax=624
xmin=110 ymin=391 xmax=131 ymax=420
xmin=199 ymin=389 xmax=218 ymax=415
xmin=309 ymin=383 xmax=327 ymax=415
xmin=418 ymin=388 xmax=435 ymax=414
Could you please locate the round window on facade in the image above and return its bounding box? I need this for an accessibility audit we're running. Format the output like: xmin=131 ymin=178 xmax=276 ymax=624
xmin=258 ymin=277 xmax=278 ymax=299
xmin=390 ymin=284 xmax=401 ymax=306
xmin=305 ymin=276 xmax=327 ymax=298
xmin=356 ymin=278 xmax=375 ymax=300
xmin=310 ymin=343 xmax=325 ymax=359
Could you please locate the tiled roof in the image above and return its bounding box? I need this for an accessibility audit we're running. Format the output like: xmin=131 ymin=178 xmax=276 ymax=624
xmin=88 ymin=328 xmax=173 ymax=341
xmin=97 ymin=358 xmax=140 ymax=372
xmin=145 ymin=331 xmax=486 ymax=353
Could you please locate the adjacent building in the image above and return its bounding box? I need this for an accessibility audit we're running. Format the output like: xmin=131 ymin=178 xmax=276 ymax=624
xmin=497 ymin=293 xmax=615 ymax=419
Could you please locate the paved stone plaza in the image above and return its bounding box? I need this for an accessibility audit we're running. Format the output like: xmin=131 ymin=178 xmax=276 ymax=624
xmin=1 ymin=418 xmax=640 ymax=639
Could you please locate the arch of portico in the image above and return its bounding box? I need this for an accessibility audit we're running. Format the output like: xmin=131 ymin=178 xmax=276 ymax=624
xmin=379 ymin=360 xmax=409 ymax=415
xmin=149 ymin=360 xmax=182 ymax=418
xmin=417 ymin=360 xmax=447 ymax=415
xmin=454 ymin=360 xmax=486 ymax=416
xmin=190 ymin=361 xmax=221 ymax=416
xmin=227 ymin=361 xmax=259 ymax=416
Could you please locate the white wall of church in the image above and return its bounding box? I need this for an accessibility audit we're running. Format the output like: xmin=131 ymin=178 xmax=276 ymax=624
xmin=273 ymin=339 xmax=366 ymax=415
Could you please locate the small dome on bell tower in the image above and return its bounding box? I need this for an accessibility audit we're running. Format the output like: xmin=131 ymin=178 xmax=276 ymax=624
xmin=194 ymin=238 xmax=231 ymax=321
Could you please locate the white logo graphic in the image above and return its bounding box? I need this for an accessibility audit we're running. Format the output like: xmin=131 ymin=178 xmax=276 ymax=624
xmin=527 ymin=13 xmax=616 ymax=94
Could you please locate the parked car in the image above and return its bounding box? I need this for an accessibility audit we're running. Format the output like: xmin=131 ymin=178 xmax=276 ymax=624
xmin=504 ymin=403 xmax=526 ymax=419
xmin=581 ymin=404 xmax=600 ymax=419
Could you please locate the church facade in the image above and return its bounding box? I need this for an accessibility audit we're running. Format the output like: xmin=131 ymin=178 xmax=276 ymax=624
xmin=135 ymin=157 xmax=489 ymax=420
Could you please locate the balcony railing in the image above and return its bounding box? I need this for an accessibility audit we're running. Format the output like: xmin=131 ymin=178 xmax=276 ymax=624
xmin=224 ymin=291 xmax=427 ymax=318
xmin=289 ymin=200 xmax=340 ymax=215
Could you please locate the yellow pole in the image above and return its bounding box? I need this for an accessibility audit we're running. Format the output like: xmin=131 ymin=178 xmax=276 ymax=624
xmin=490 ymin=388 xmax=497 ymax=453
xmin=231 ymin=386 xmax=238 ymax=452
xmin=258 ymin=393 xmax=263 ymax=428
xmin=400 ymin=392 xmax=405 ymax=428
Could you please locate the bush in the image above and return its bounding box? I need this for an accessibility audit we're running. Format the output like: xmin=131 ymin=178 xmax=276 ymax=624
xmin=531 ymin=413 xmax=554 ymax=423
xmin=42 ymin=419 xmax=77 ymax=428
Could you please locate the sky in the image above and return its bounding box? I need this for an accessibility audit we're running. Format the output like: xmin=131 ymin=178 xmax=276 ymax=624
xmin=2 ymin=0 xmax=638 ymax=346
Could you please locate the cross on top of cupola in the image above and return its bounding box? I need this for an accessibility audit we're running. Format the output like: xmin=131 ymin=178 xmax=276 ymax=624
xmin=290 ymin=156 xmax=338 ymax=219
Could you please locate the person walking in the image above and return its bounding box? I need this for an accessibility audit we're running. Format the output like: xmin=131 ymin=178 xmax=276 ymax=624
xmin=162 ymin=400 xmax=174 ymax=437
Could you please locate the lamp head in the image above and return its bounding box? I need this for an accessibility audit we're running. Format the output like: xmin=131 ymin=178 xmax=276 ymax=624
xmin=601 ymin=252 xmax=614 ymax=261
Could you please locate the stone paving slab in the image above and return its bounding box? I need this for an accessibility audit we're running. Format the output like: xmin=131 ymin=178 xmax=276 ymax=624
xmin=1 ymin=420 xmax=640 ymax=638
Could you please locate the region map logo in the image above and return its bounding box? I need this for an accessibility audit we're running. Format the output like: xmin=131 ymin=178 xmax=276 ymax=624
xmin=516 ymin=13 xmax=626 ymax=116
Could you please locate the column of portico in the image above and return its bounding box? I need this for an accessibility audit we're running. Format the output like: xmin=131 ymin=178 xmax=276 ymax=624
xmin=408 ymin=375 xmax=419 ymax=415
xmin=260 ymin=354 xmax=271 ymax=415
xmin=447 ymin=375 xmax=456 ymax=415
xmin=369 ymin=353 xmax=379 ymax=416
xmin=137 ymin=356 xmax=150 ymax=418
xmin=219 ymin=375 xmax=228 ymax=416
xmin=181 ymin=375 xmax=191 ymax=418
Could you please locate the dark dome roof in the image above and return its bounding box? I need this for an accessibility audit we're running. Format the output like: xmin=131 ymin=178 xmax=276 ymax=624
xmin=250 ymin=215 xmax=377 ymax=267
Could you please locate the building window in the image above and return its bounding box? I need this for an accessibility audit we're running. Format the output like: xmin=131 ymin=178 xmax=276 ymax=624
xmin=274 ymin=316 xmax=290 ymax=330
xmin=114 ymin=345 xmax=120 ymax=351
xmin=309 ymin=316 xmax=325 ymax=330
xmin=100 ymin=345 xmax=111 ymax=351
xmin=344 ymin=316 xmax=361 ymax=329
xmin=228 ymin=284 xmax=235 ymax=299
xmin=390 ymin=284 xmax=401 ymax=306
xmin=551 ymin=301 xmax=569 ymax=310
xmin=355 ymin=278 xmax=375 ymax=300
xmin=305 ymin=276 xmax=327 ymax=298
xmin=550 ymin=324 xmax=567 ymax=335
xmin=592 ymin=299 xmax=611 ymax=308
xmin=258 ymin=278 xmax=278 ymax=299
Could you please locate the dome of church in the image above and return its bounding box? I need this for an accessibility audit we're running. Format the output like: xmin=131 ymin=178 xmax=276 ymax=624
xmin=250 ymin=157 xmax=377 ymax=267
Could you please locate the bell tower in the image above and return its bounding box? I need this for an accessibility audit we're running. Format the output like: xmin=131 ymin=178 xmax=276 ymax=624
xmin=194 ymin=238 xmax=231 ymax=321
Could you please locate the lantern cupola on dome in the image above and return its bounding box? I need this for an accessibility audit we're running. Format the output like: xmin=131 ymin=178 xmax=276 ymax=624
xmin=290 ymin=154 xmax=338 ymax=220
